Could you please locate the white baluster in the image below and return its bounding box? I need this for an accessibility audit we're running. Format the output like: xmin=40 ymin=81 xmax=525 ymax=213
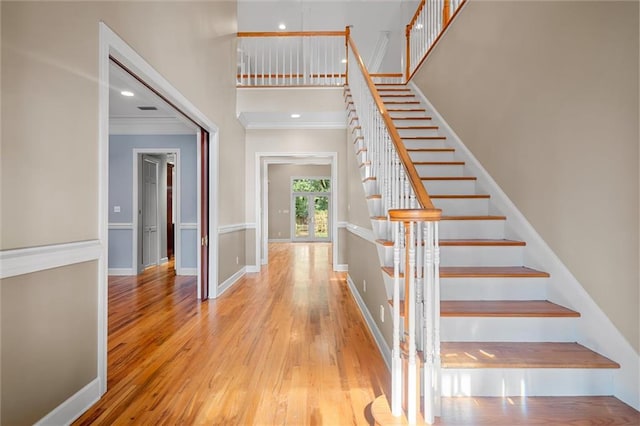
xmin=433 ymin=222 xmax=441 ymax=417
xmin=392 ymin=220 xmax=402 ymax=416
xmin=423 ymin=221 xmax=435 ymax=424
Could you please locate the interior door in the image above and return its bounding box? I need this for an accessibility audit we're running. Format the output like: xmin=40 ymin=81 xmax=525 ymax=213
xmin=200 ymin=130 xmax=209 ymax=300
xmin=142 ymin=155 xmax=159 ymax=268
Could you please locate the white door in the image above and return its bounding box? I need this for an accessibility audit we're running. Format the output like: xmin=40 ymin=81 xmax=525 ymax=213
xmin=142 ymin=155 xmax=159 ymax=268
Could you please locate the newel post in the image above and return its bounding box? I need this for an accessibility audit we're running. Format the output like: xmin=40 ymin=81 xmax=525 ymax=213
xmin=344 ymin=26 xmax=351 ymax=86
xmin=405 ymin=24 xmax=411 ymax=81
xmin=443 ymin=0 xmax=451 ymax=27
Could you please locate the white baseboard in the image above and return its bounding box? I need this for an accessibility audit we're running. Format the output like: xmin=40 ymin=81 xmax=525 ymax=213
xmin=108 ymin=268 xmax=135 ymax=276
xmin=268 ymin=238 xmax=291 ymax=243
xmin=217 ymin=267 xmax=246 ymax=297
xmin=346 ymin=275 xmax=391 ymax=370
xmin=246 ymin=265 xmax=261 ymax=273
xmin=160 ymin=257 xmax=169 ymax=264
xmin=334 ymin=264 xmax=348 ymax=272
xmin=178 ymin=267 xmax=197 ymax=276
xmin=34 ymin=377 xmax=101 ymax=426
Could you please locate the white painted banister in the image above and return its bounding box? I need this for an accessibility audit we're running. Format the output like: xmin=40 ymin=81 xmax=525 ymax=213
xmin=347 ymin=33 xmax=442 ymax=425
xmin=237 ymin=31 xmax=347 ymax=86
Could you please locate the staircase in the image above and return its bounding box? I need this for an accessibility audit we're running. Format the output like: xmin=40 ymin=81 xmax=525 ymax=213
xmin=345 ymin=84 xmax=620 ymax=421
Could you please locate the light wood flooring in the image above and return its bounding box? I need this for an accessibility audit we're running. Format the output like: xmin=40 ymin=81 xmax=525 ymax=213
xmin=74 ymin=243 xmax=639 ymax=425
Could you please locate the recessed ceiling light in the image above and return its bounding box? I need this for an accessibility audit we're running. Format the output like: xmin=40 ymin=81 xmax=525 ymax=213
xmin=341 ymin=58 xmax=347 ymax=64
xmin=278 ymin=23 xmax=286 ymax=30
xmin=290 ymin=113 xmax=301 ymax=118
xmin=121 ymin=90 xmax=134 ymax=97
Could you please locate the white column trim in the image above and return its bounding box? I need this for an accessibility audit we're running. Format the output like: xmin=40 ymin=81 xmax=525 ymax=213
xmin=0 ymin=240 xmax=102 ymax=279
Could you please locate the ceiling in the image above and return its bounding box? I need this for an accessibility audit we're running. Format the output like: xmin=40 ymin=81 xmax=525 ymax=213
xmin=109 ymin=1 xmax=419 ymax=132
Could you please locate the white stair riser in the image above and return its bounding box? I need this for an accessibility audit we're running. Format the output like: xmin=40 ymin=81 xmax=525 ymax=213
xmin=414 ymin=164 xmax=465 ymax=177
xmin=398 ymin=128 xmax=440 ymax=137
xmin=441 ymin=317 xmax=578 ymax=342
xmin=441 ymin=369 xmax=614 ymax=397
xmin=363 ymin=179 xmax=378 ymax=197
xmin=367 ymin=198 xmax=382 ymax=216
xmin=403 ymin=139 xmax=449 ymax=149
xmin=390 ymin=110 xmax=429 ymax=118
xmin=440 ymin=245 xmax=524 ymax=267
xmin=441 ymin=277 xmax=548 ymax=301
xmin=359 ymin=164 xmax=371 ymax=180
xmin=423 ymin=179 xmax=476 ymax=195
xmin=408 ymin=151 xmax=456 ymax=162
xmin=432 ymin=197 xmax=490 ymax=215
xmin=391 ymin=119 xmax=434 ymax=127
xmin=439 ymin=220 xmax=505 ymax=239
xmin=385 ymin=103 xmax=424 ymax=110
xmin=381 ymin=96 xmax=419 ymax=103
xmin=371 ymin=218 xmax=389 ymax=240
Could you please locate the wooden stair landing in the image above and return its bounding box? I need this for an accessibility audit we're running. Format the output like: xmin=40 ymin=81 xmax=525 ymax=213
xmin=441 ymin=300 xmax=579 ymax=317
xmin=441 ymin=342 xmax=619 ymax=369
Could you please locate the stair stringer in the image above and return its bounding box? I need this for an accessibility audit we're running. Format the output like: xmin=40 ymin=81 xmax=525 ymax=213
xmin=409 ymin=81 xmax=640 ymax=410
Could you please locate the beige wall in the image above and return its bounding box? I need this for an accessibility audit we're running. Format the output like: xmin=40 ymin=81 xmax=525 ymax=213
xmin=1 ymin=1 xmax=243 ymax=422
xmin=219 ymin=230 xmax=247 ymax=284
xmin=1 ymin=262 xmax=98 ymax=425
xmin=413 ymin=1 xmax=639 ymax=351
xmin=268 ymin=164 xmax=331 ymax=240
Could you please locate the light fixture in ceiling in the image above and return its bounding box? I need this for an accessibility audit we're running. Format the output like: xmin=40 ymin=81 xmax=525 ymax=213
xmin=120 ymin=90 xmax=134 ymax=97
xmin=278 ymin=23 xmax=286 ymax=30
xmin=290 ymin=113 xmax=301 ymax=118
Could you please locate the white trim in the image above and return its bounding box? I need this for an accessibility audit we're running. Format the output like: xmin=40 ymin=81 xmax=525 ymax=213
xmin=410 ymin=81 xmax=640 ymax=410
xmin=218 ymin=223 xmax=251 ymax=234
xmin=345 ymin=223 xmax=376 ymax=244
xmin=108 ymin=222 xmax=133 ymax=230
xmin=246 ymin=265 xmax=261 ymax=273
xmin=108 ymin=268 xmax=135 ymax=276
xmin=160 ymin=257 xmax=169 ymax=264
xmin=347 ymin=275 xmax=391 ymax=370
xmin=268 ymin=238 xmax=291 ymax=243
xmin=337 ymin=221 xmax=348 ymax=228
xmin=334 ymin=264 xmax=348 ymax=272
xmin=0 ymin=240 xmax=102 ymax=279
xmin=133 ymin=149 xmax=181 ymax=278
xmin=256 ymin=152 xmax=340 ymax=271
xmin=180 ymin=223 xmax=198 ymax=230
xmin=217 ymin=266 xmax=246 ymax=297
xmin=34 ymin=377 xmax=101 ymax=426
xmin=98 ymin=21 xmax=220 ymax=405
xmin=110 ymin=117 xmax=196 ymax=135
xmin=240 ymin=120 xmax=347 ymax=130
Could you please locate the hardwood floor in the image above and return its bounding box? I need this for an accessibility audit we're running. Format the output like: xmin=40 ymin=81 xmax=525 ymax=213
xmin=74 ymin=243 xmax=388 ymax=425
xmin=74 ymin=243 xmax=639 ymax=425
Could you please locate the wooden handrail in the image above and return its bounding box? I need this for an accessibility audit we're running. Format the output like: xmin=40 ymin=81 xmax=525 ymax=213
xmin=405 ymin=0 xmax=468 ymax=83
xmin=389 ymin=208 xmax=441 ymax=222
xmin=347 ymin=36 xmax=440 ymax=214
xmin=407 ymin=0 xmax=426 ymax=30
xmin=237 ymin=31 xmax=346 ymax=38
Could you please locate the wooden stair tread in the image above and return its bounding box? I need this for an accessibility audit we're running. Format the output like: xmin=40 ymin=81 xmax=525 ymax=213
xmin=440 ymin=266 xmax=549 ymax=277
xmin=387 ymin=108 xmax=426 ymax=112
xmin=441 ymin=342 xmax=619 ymax=369
xmin=366 ymin=194 xmax=382 ymax=200
xmin=440 ymin=239 xmax=525 ymax=246
xmin=421 ymin=176 xmax=476 ymax=180
xmin=377 ymin=88 xmax=411 ymax=92
xmin=431 ymin=194 xmax=490 ymax=199
xmin=402 ymin=136 xmax=446 ymax=140
xmin=414 ymin=161 xmax=465 ymax=165
xmin=441 ymin=300 xmax=580 ymax=317
xmin=396 ymin=126 xmax=439 ymax=130
xmin=441 ymin=215 xmax=506 ymax=221
xmin=384 ymin=101 xmax=421 ymax=104
xmin=380 ymin=94 xmax=415 ymax=98
xmin=391 ymin=116 xmax=433 ymax=120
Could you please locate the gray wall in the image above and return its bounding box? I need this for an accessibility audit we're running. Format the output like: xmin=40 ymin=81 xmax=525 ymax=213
xmin=268 ymin=164 xmax=331 ymax=240
xmin=109 ymin=134 xmax=197 ymax=271
xmin=413 ymin=1 xmax=639 ymax=351
xmin=0 ymin=1 xmax=244 ymax=423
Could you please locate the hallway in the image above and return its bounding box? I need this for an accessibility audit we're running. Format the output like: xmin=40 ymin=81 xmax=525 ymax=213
xmin=75 ymin=243 xmax=388 ymax=425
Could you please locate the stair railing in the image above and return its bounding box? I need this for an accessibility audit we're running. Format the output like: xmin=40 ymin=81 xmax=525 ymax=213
xmin=347 ymin=31 xmax=442 ymax=425
xmin=236 ymin=31 xmax=347 ymax=86
xmin=405 ymin=0 xmax=466 ymax=81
